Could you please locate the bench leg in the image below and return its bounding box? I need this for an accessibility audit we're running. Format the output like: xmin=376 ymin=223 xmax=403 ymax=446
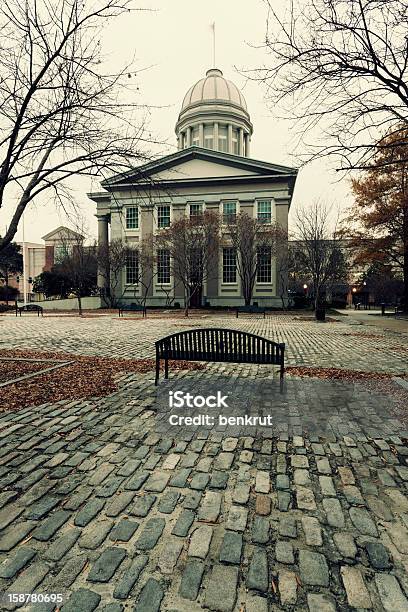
xmin=165 ymin=358 xmax=169 ymax=380
xmin=155 ymin=357 xmax=160 ymax=385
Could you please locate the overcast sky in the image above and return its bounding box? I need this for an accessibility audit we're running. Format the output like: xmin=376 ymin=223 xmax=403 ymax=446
xmin=8 ymin=0 xmax=352 ymax=245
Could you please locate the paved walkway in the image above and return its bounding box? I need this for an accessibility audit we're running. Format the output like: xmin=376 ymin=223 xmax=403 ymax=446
xmin=1 ymin=311 xmax=408 ymax=373
xmin=0 ymin=314 xmax=408 ymax=611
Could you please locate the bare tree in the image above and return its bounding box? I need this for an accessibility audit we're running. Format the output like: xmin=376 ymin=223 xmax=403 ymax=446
xmin=252 ymin=0 xmax=408 ymax=169
xmin=293 ymin=203 xmax=349 ymax=319
xmin=55 ymin=226 xmax=97 ymax=315
xmin=0 ymin=0 xmax=151 ymax=252
xmin=97 ymin=239 xmax=130 ymax=308
xmin=131 ymin=235 xmax=156 ymax=311
xmin=227 ymin=213 xmax=286 ymax=306
xmin=157 ymin=212 xmax=220 ymax=316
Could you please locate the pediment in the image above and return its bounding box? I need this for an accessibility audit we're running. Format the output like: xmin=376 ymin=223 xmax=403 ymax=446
xmin=102 ymin=147 xmax=297 ymax=188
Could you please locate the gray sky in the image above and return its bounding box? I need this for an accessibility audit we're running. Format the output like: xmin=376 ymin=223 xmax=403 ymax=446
xmin=7 ymin=0 xmax=352 ymax=244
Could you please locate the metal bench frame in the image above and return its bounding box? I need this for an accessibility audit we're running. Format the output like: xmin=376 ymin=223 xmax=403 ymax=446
xmin=16 ymin=304 xmax=43 ymax=317
xmin=236 ymin=306 xmax=266 ymax=318
xmin=118 ymin=303 xmax=146 ymax=317
xmin=155 ymin=327 xmax=285 ymax=385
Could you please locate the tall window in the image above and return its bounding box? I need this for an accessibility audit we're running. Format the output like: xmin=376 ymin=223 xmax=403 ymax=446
xmin=157 ymin=249 xmax=170 ymax=284
xmin=204 ymin=125 xmax=214 ymax=150
xmin=223 ymin=201 xmax=237 ymax=223
xmin=223 ymin=248 xmax=237 ymax=283
xmin=218 ymin=125 xmax=228 ymax=152
xmin=257 ymin=200 xmax=272 ymax=224
xmin=232 ymin=128 xmax=239 ymax=154
xmin=126 ymin=251 xmax=139 ymax=284
xmin=54 ymin=244 xmax=72 ymax=263
xmin=192 ymin=127 xmax=199 ymax=146
xmin=190 ymin=203 xmax=203 ymax=217
xmin=157 ymin=205 xmax=170 ymax=228
xmin=257 ymin=246 xmax=272 ymax=283
xmin=126 ymin=207 xmax=139 ymax=230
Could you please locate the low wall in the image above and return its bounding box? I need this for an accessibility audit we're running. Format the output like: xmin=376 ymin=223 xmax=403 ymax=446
xmin=32 ymin=296 xmax=102 ymax=310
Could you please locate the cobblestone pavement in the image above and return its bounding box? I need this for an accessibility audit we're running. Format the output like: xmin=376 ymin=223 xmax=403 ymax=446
xmin=1 ymin=314 xmax=408 ymax=611
xmin=1 ymin=312 xmax=408 ymax=373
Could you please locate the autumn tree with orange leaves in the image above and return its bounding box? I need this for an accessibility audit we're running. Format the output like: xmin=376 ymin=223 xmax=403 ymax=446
xmin=346 ymin=127 xmax=408 ymax=310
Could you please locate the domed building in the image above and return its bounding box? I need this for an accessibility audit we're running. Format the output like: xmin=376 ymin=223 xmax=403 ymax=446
xmin=176 ymin=68 xmax=252 ymax=156
xmin=89 ymin=68 xmax=298 ymax=307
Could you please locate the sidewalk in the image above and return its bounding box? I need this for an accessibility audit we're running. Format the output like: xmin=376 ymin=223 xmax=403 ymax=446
xmin=336 ymin=308 xmax=408 ymax=335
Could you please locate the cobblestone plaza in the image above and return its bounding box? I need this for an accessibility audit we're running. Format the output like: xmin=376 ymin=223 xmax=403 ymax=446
xmin=0 ymin=312 xmax=408 ymax=611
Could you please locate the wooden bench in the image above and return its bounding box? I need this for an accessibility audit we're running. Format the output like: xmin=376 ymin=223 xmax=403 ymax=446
xmin=236 ymin=305 xmax=266 ymax=318
xmin=155 ymin=327 xmax=285 ymax=385
xmin=118 ymin=303 xmax=146 ymax=317
xmin=16 ymin=304 xmax=43 ymax=317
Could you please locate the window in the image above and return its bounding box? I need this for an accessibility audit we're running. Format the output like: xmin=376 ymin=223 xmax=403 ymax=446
xmin=126 ymin=251 xmax=139 ymax=284
xmin=126 ymin=207 xmax=139 ymax=230
xmin=157 ymin=249 xmax=170 ymax=284
xmin=223 ymin=201 xmax=237 ymax=223
xmin=192 ymin=127 xmax=199 ymax=146
xmin=257 ymin=200 xmax=272 ymax=224
xmin=157 ymin=205 xmax=170 ymax=228
xmin=190 ymin=203 xmax=203 ymax=217
xmin=204 ymin=125 xmax=214 ymax=150
xmin=218 ymin=125 xmax=228 ymax=152
xmin=54 ymin=244 xmax=72 ymax=263
xmin=232 ymin=128 xmax=239 ymax=154
xmin=257 ymin=246 xmax=272 ymax=283
xmin=223 ymin=248 xmax=237 ymax=283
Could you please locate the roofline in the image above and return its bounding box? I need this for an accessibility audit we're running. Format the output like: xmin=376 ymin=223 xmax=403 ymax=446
xmin=41 ymin=226 xmax=84 ymax=240
xmin=107 ymin=172 xmax=297 ymax=190
xmin=101 ymin=147 xmax=298 ymax=188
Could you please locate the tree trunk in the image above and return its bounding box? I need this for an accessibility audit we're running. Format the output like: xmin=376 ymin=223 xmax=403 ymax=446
xmin=77 ymin=294 xmax=82 ymax=316
xmin=403 ymin=196 xmax=408 ymax=313
xmin=4 ymin=270 xmax=9 ymax=305
xmin=184 ymin=287 xmax=189 ymax=317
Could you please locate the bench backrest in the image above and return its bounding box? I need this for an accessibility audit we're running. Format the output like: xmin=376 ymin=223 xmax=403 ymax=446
xmin=19 ymin=304 xmax=41 ymax=311
xmin=156 ymin=328 xmax=284 ymax=365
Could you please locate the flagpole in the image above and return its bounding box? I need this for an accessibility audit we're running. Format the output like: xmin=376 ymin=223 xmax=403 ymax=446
xmin=211 ymin=22 xmax=216 ymax=67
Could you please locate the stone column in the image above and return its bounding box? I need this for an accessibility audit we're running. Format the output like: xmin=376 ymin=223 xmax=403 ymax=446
xmin=246 ymin=135 xmax=251 ymax=158
xmin=239 ymin=128 xmax=244 ymax=156
xmin=228 ymin=124 xmax=233 ymax=153
xmin=199 ymin=123 xmax=204 ymax=147
xmin=186 ymin=127 xmax=192 ymax=147
xmin=97 ymin=215 xmax=109 ymax=290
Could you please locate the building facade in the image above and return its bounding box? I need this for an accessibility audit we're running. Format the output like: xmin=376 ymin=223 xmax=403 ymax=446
xmin=89 ymin=68 xmax=298 ymax=307
xmin=4 ymin=227 xmax=84 ymax=301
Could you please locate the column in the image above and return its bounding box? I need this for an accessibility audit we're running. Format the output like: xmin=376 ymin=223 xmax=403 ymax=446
xmin=97 ymin=215 xmax=109 ymax=291
xmin=246 ymin=135 xmax=251 ymax=158
xmin=199 ymin=123 xmax=204 ymax=147
xmin=186 ymin=126 xmax=192 ymax=147
xmin=214 ymin=122 xmax=219 ymax=151
xmin=228 ymin=124 xmax=233 ymax=154
xmin=239 ymin=128 xmax=244 ymax=156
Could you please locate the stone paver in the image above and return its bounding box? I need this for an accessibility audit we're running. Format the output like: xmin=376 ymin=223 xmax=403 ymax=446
xmin=0 ymin=313 xmax=407 ymax=610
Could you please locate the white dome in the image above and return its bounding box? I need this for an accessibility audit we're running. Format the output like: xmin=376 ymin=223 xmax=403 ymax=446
xmin=181 ymin=68 xmax=247 ymax=112
xmin=176 ymin=68 xmax=253 ymax=157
